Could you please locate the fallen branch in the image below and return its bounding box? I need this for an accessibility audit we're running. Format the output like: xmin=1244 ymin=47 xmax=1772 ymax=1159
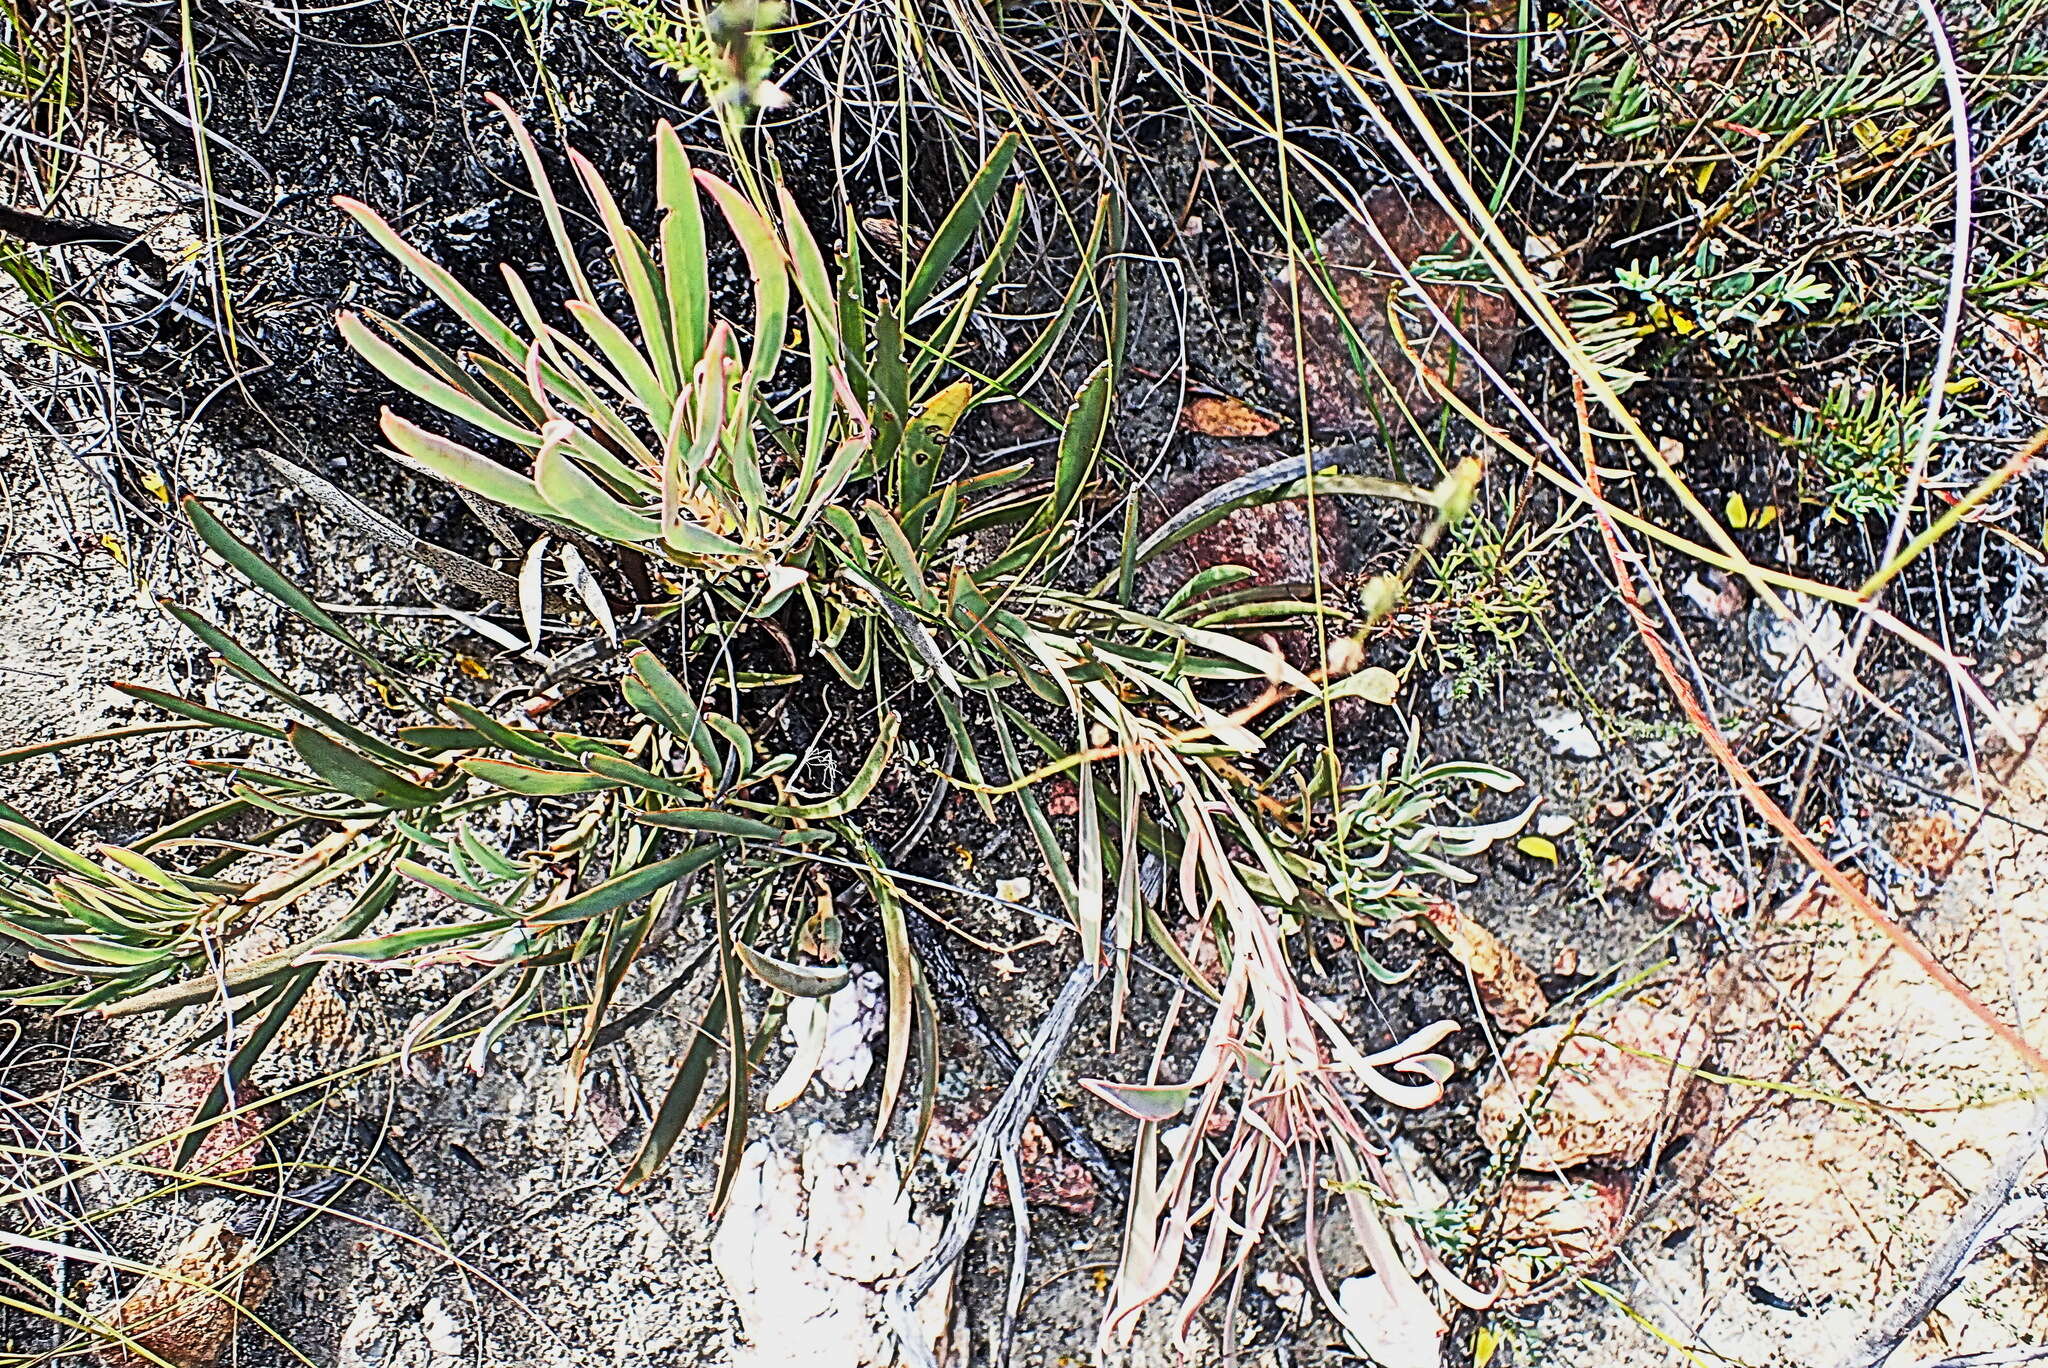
xmin=884 ymin=960 xmax=1099 ymax=1368
xmin=1835 ymin=1100 xmax=2048 ymax=1368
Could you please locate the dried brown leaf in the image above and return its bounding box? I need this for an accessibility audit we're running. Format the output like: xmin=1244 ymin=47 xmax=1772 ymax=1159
xmin=1420 ymin=901 xmax=1548 ymax=1032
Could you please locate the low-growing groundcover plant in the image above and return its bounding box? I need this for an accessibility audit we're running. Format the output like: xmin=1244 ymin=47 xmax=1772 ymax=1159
xmin=0 ymin=98 xmax=1534 ymax=1354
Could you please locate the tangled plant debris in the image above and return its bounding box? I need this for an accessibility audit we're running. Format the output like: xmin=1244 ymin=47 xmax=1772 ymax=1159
xmin=3 ymin=0 xmax=2048 ymax=1361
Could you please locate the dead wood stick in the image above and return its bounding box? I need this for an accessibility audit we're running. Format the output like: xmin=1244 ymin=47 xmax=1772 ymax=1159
xmin=1834 ymin=1099 xmax=2048 ymax=1368
xmin=883 ymin=960 xmax=1099 ymax=1368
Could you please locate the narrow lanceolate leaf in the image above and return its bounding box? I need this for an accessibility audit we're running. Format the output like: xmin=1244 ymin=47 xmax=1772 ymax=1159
xmin=624 ymin=650 xmax=720 ymax=773
xmin=580 ymin=752 xmax=697 ymax=800
xmin=380 ymin=410 xmax=558 ymax=523
xmin=337 ymin=311 xmax=538 ymax=449
xmin=749 ymin=714 xmax=899 ymax=821
xmin=459 ymin=757 xmax=620 ymax=796
xmin=332 ymin=197 xmax=526 ymax=360
xmin=1080 ymin=1077 xmax=1196 ymax=1123
xmin=620 ymin=995 xmax=724 ymax=1190
xmin=654 ymin=121 xmax=709 ymax=370
xmin=0 ymin=720 xmax=212 ymax=765
xmin=776 ymin=183 xmax=839 ymax=364
xmin=733 ymin=941 xmax=849 ymax=998
xmin=442 ymin=699 xmax=570 ymax=763
xmin=183 ymin=497 xmax=394 ymax=677
xmin=159 ymin=603 xmax=425 ymax=767
xmin=564 ymin=299 xmax=672 ymax=432
xmin=484 ymin=93 xmax=594 ymax=304
xmin=693 ymin=171 xmax=790 ymax=387
xmin=903 ymin=131 xmax=1021 ymax=315
xmin=305 ymin=918 xmax=515 ymax=963
xmin=570 ymin=147 xmax=678 ymax=398
xmin=288 ymin=726 xmax=457 ymax=810
xmin=1050 ymin=361 xmax=1112 ymax=529
xmin=525 ymin=846 xmax=717 ymax=927
xmin=636 ymin=809 xmax=782 ymax=841
xmin=535 ymin=427 xmax=664 ymax=543
xmin=872 ymin=869 xmax=914 ymax=1144
xmin=396 ymin=858 xmax=509 ymax=912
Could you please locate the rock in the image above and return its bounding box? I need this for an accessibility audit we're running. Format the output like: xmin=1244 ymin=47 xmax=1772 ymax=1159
xmin=1645 ymin=845 xmax=1748 ymax=921
xmin=100 ymin=1221 xmax=274 ymax=1368
xmin=1750 ymin=596 xmax=1847 ymax=731
xmin=421 ymin=1298 xmax=462 ymax=1358
xmin=1477 ymin=997 xmax=1709 ymax=1169
xmin=927 ymin=1098 xmax=1099 ymax=1217
xmin=1180 ymin=394 xmax=1282 ymax=437
xmin=1335 ymin=1272 xmax=1444 ymax=1368
xmin=818 ymin=968 xmax=884 ymax=1093
xmin=1492 ymin=1172 xmax=1631 ymax=1302
xmin=1890 ymin=811 xmax=1966 ymax=875
xmin=1260 ymin=188 xmax=1521 ymax=436
xmin=147 ymin=1061 xmax=273 ymax=1180
xmin=711 ymin=1128 xmax=951 ymax=1367
xmin=1535 ymin=708 xmax=1604 ymax=758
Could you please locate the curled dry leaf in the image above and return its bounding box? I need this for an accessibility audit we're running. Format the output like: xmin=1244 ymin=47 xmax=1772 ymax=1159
xmin=1419 ymin=900 xmax=1549 ymax=1032
xmin=1491 ymin=1172 xmax=1631 ymax=1304
xmin=1477 ymin=996 xmax=1710 ymax=1169
xmin=1986 ymin=312 xmax=2048 ymax=398
xmin=1260 ymin=188 xmax=1521 ymax=436
xmin=1180 ymin=394 xmax=1283 ymax=438
xmin=102 ymin=1222 xmax=274 ymax=1368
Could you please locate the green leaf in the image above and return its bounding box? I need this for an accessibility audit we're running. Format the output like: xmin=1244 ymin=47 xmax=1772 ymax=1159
xmin=580 ymin=752 xmax=698 ymax=800
xmin=694 ymin=171 xmax=790 ymax=395
xmin=527 ymin=846 xmax=717 ymax=927
xmin=571 ymin=146 xmax=679 ymax=401
xmin=1080 ymin=1077 xmax=1196 ymax=1122
xmin=380 ymin=409 xmax=557 ymax=522
xmin=733 ymin=941 xmax=849 ymax=998
xmin=460 ymin=757 xmax=620 ymax=796
xmin=0 ymin=720 xmax=213 ymax=765
xmin=158 ymin=601 xmax=424 ymax=768
xmin=442 ymin=700 xmax=570 ymax=763
xmin=624 ymin=650 xmax=720 ymax=773
xmin=306 ymin=918 xmax=515 ymax=962
xmin=655 ymin=121 xmax=709 ymax=373
xmin=332 ymin=197 xmax=526 ymax=360
xmin=338 ymin=311 xmax=538 ymax=448
xmin=535 ymin=428 xmax=664 ymax=543
xmin=485 ymin=93 xmax=595 ymax=304
xmin=620 ymin=998 xmax=724 ymax=1190
xmin=288 ymin=726 xmax=458 ymax=810
xmin=636 ymin=809 xmax=783 ymax=841
xmin=903 ymin=132 xmax=1020 ymax=315
xmin=746 ymin=713 xmax=898 ymax=821
xmin=397 ymin=857 xmax=511 ymax=912
xmin=183 ymin=496 xmax=396 ymax=680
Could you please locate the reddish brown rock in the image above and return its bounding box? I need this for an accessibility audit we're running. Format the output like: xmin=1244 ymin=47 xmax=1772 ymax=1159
xmin=100 ymin=1221 xmax=274 ymax=1368
xmin=928 ymin=1097 xmax=1098 ymax=1217
xmin=1477 ymin=996 xmax=1709 ymax=1170
xmin=1261 ymin=189 xmax=1521 ymax=436
xmin=147 ymin=1062 xmax=274 ymax=1180
xmin=1491 ymin=1172 xmax=1631 ymax=1303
